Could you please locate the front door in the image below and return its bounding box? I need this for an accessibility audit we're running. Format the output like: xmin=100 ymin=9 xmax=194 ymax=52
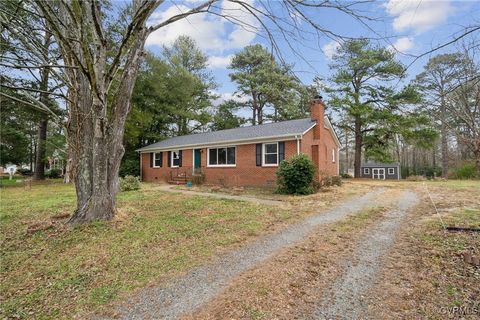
xmin=372 ymin=168 xmax=385 ymax=180
xmin=194 ymin=149 xmax=201 ymax=173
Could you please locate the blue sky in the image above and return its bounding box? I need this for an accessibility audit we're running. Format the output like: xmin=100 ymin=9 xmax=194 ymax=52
xmin=145 ymin=0 xmax=480 ymax=104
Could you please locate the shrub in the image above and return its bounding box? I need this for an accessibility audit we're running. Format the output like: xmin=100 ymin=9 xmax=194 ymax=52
xmin=120 ymin=175 xmax=140 ymax=191
xmin=276 ymin=154 xmax=316 ymax=195
xmin=45 ymin=168 xmax=62 ymax=179
xmin=340 ymin=172 xmax=352 ymax=179
xmin=451 ymin=163 xmax=477 ymax=179
xmin=322 ymin=175 xmax=333 ymax=187
xmin=119 ymin=158 xmax=140 ymax=177
xmin=331 ymin=175 xmax=343 ymax=186
xmin=16 ymin=168 xmax=32 ymax=176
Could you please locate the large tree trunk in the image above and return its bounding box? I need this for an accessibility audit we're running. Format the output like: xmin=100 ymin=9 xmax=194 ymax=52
xmin=33 ymin=117 xmax=48 ymax=180
xmin=67 ymin=29 xmax=147 ymax=224
xmin=354 ymin=116 xmax=362 ymax=178
xmin=67 ymin=78 xmax=119 ymax=223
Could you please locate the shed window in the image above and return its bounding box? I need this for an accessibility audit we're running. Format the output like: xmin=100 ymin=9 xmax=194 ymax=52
xmin=263 ymin=143 xmax=278 ymax=166
xmin=208 ymin=147 xmax=236 ymax=166
xmin=364 ymin=168 xmax=370 ymax=174
xmin=171 ymin=150 xmax=180 ymax=167
xmin=388 ymin=168 xmax=395 ymax=175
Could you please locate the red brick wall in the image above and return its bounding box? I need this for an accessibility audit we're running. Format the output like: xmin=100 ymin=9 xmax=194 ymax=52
xmin=141 ymin=121 xmax=339 ymax=186
xmin=299 ymin=120 xmax=339 ymax=180
xmin=141 ymin=140 xmax=297 ymax=187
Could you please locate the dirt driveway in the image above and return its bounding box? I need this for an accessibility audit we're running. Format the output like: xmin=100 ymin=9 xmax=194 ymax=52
xmin=107 ymin=180 xmax=479 ymax=320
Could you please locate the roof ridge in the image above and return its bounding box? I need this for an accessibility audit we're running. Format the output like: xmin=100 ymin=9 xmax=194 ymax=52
xmin=137 ymin=117 xmax=316 ymax=152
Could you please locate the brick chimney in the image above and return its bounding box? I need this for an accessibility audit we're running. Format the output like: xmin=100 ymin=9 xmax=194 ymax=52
xmin=310 ymin=95 xmax=325 ymax=139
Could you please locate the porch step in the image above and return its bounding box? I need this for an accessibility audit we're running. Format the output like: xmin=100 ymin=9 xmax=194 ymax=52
xmin=171 ymin=176 xmax=188 ymax=181
xmin=168 ymin=180 xmax=186 ymax=185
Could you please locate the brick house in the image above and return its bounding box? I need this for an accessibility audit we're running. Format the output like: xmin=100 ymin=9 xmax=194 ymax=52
xmin=138 ymin=97 xmax=340 ymax=186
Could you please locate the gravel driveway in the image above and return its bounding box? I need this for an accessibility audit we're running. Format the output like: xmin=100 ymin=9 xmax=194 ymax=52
xmin=110 ymin=188 xmax=386 ymax=320
xmin=314 ymin=190 xmax=418 ymax=319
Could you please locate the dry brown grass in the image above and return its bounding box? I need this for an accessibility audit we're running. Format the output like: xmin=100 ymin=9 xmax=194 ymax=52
xmin=0 ymin=180 xmax=369 ymax=319
xmin=367 ymin=180 xmax=480 ymax=319
xmin=181 ymin=188 xmax=404 ymax=320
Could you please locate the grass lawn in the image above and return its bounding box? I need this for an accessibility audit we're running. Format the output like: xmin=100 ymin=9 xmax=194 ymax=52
xmin=0 ymin=182 xmax=297 ymax=319
xmin=368 ymin=179 xmax=480 ymax=319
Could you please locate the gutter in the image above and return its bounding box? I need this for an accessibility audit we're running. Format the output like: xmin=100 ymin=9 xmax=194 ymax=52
xmin=136 ymin=133 xmax=306 ymax=153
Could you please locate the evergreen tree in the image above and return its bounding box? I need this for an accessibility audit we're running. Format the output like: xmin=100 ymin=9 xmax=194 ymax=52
xmin=328 ymin=39 xmax=437 ymax=177
xmin=229 ymin=44 xmax=304 ymax=125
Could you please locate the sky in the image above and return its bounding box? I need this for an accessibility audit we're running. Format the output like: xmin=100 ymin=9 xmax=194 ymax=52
xmin=144 ymin=0 xmax=479 ymax=105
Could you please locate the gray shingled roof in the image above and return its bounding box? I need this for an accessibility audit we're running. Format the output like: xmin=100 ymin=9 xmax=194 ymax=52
xmin=137 ymin=118 xmax=316 ymax=152
xmin=362 ymin=162 xmax=400 ymax=168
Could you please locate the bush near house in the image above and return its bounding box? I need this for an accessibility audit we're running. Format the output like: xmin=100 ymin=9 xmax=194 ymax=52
xmin=120 ymin=175 xmax=140 ymax=191
xmin=119 ymin=158 xmax=140 ymax=177
xmin=276 ymin=154 xmax=316 ymax=195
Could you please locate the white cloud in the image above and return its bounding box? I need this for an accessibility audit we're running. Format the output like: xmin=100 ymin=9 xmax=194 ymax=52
xmin=146 ymin=0 xmax=259 ymax=53
xmin=212 ymin=91 xmax=249 ymax=106
xmin=208 ymin=54 xmax=233 ymax=69
xmin=385 ymin=0 xmax=452 ymax=33
xmin=388 ymin=37 xmax=414 ymax=53
xmin=322 ymin=40 xmax=341 ymax=60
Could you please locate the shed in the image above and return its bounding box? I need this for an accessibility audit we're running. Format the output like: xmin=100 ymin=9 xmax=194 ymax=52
xmin=360 ymin=162 xmax=400 ymax=180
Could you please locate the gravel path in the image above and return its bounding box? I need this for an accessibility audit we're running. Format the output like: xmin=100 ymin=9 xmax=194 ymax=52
xmin=111 ymin=188 xmax=386 ymax=320
xmin=155 ymin=184 xmax=286 ymax=207
xmin=314 ymin=190 xmax=418 ymax=320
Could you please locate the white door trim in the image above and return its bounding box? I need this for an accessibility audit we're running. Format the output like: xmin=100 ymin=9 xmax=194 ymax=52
xmin=372 ymin=168 xmax=386 ymax=180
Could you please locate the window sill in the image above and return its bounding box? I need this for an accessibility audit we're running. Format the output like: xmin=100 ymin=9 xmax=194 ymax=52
xmin=207 ymin=165 xmax=236 ymax=168
xmin=262 ymin=164 xmax=278 ymax=167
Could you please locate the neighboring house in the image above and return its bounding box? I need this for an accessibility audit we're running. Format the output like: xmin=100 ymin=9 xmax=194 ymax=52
xmin=4 ymin=164 xmax=17 ymax=175
xmin=137 ymin=96 xmax=341 ymax=187
xmin=360 ymin=162 xmax=401 ymax=180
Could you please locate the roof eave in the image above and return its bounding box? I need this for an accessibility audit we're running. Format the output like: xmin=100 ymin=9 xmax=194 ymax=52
xmin=136 ymin=133 xmax=304 ymax=153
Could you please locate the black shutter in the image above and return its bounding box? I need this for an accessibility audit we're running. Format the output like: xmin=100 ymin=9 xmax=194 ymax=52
xmin=256 ymin=143 xmax=262 ymax=166
xmin=167 ymin=151 xmax=171 ymax=167
xmin=179 ymin=150 xmax=183 ymax=167
xmin=150 ymin=153 xmax=153 ymax=168
xmin=278 ymin=142 xmax=285 ymax=163
xmin=159 ymin=152 xmax=163 ymax=167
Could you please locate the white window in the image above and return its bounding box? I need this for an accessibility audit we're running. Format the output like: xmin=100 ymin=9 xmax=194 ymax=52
xmin=388 ymin=168 xmax=395 ymax=175
xmin=263 ymin=142 xmax=278 ymax=166
xmin=153 ymin=152 xmax=162 ymax=168
xmin=208 ymin=147 xmax=236 ymax=166
xmin=364 ymin=168 xmax=370 ymax=174
xmin=332 ymin=149 xmax=336 ymax=163
xmin=171 ymin=150 xmax=180 ymax=167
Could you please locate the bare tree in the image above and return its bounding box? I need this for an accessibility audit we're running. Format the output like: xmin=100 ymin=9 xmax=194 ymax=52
xmin=1 ymin=0 xmax=382 ymax=223
xmin=445 ymin=42 xmax=480 ymax=176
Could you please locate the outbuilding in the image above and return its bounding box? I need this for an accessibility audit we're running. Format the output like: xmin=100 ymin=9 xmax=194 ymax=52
xmin=360 ymin=162 xmax=400 ymax=180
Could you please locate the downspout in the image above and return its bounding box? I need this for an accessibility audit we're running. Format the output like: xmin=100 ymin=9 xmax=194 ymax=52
xmin=295 ymin=135 xmax=301 ymax=155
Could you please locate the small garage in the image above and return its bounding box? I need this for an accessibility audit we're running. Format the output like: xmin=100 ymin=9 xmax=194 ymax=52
xmin=360 ymin=162 xmax=400 ymax=180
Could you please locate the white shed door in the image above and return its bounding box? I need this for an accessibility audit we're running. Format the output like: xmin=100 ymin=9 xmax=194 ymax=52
xmin=372 ymin=168 xmax=385 ymax=180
